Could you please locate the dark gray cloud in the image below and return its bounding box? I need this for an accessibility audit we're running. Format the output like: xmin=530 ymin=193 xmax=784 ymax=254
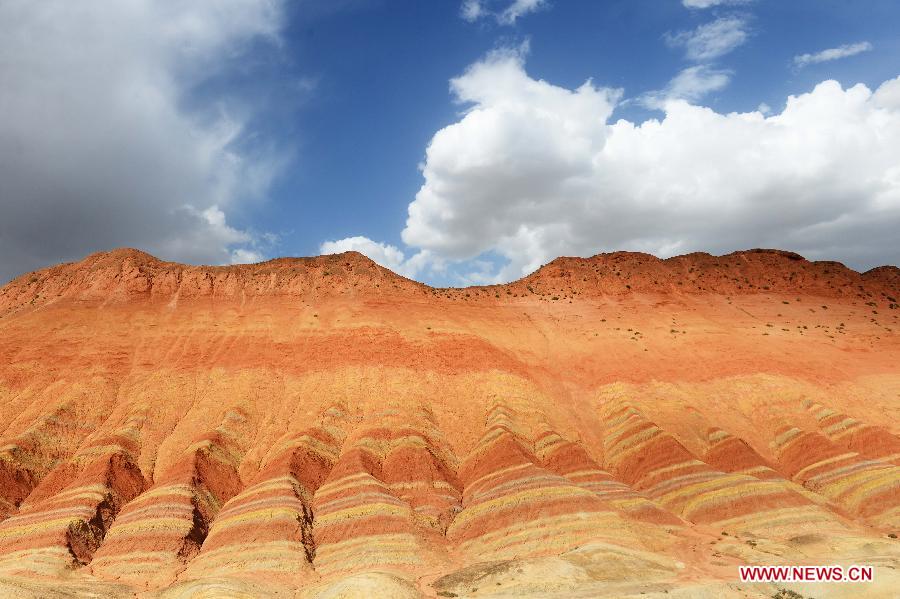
xmin=0 ymin=0 xmax=287 ymax=282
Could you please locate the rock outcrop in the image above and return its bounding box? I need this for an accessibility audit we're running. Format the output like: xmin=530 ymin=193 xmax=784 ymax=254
xmin=0 ymin=248 xmax=898 ymax=597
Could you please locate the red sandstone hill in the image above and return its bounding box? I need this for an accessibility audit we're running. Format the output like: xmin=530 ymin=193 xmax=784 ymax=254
xmin=0 ymin=248 xmax=898 ymax=598
xmin=2 ymin=247 xmax=898 ymax=315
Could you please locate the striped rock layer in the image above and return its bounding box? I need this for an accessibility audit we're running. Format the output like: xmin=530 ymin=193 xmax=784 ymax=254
xmin=603 ymin=404 xmax=854 ymax=537
xmin=804 ymin=400 xmax=900 ymax=466
xmin=773 ymin=426 xmax=900 ymax=529
xmin=447 ymin=406 xmax=651 ymax=563
xmin=181 ymin=407 xmax=348 ymax=583
xmin=533 ymin=421 xmax=682 ymax=526
xmin=0 ymin=411 xmax=147 ymax=576
xmin=89 ymin=410 xmax=251 ymax=588
xmin=0 ymin=403 xmax=109 ymax=522
xmin=0 ymin=399 xmax=896 ymax=594
xmin=311 ymin=408 xmax=458 ymax=579
xmin=2 ymin=248 xmax=899 ymax=596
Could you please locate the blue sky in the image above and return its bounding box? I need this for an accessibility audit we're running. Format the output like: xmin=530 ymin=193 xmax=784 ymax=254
xmin=1 ymin=0 xmax=899 ymax=284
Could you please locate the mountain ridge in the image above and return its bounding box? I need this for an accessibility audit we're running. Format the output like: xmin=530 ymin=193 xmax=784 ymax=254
xmin=2 ymin=247 xmax=897 ymax=319
xmin=0 ymin=247 xmax=898 ymax=597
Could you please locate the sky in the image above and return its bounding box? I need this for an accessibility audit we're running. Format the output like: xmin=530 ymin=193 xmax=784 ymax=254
xmin=1 ymin=0 xmax=899 ymax=285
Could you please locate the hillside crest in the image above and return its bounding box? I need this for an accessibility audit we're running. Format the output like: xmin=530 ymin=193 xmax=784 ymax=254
xmin=1 ymin=247 xmax=898 ymax=317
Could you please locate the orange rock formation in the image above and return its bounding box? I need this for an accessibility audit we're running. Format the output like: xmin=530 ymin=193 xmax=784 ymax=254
xmin=0 ymin=248 xmax=898 ymax=597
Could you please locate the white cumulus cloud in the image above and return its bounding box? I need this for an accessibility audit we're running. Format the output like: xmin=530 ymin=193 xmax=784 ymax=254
xmin=461 ymin=0 xmax=548 ymax=25
xmin=319 ymin=237 xmax=436 ymax=279
xmin=666 ymin=16 xmax=749 ymax=62
xmin=794 ymin=41 xmax=874 ymax=68
xmin=373 ymin=50 xmax=900 ymax=283
xmin=0 ymin=0 xmax=288 ymax=282
xmin=666 ymin=65 xmax=732 ymax=101
xmin=643 ymin=65 xmax=732 ymax=107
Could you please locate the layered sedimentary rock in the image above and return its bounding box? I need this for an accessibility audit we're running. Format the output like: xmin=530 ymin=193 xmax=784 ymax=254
xmin=603 ymin=404 xmax=853 ymax=537
xmin=773 ymin=426 xmax=900 ymax=529
xmin=447 ymin=406 xmax=652 ymax=562
xmin=533 ymin=421 xmax=683 ymax=525
xmin=310 ymin=407 xmax=463 ymax=581
xmin=0 ymin=248 xmax=898 ymax=597
xmin=90 ymin=410 xmax=250 ymax=587
xmin=0 ymin=411 xmax=146 ymax=576
xmin=180 ymin=406 xmax=346 ymax=583
xmin=0 ymin=402 xmax=118 ymax=522
xmin=704 ymin=427 xmax=783 ymax=481
xmin=804 ymin=401 xmax=900 ymax=465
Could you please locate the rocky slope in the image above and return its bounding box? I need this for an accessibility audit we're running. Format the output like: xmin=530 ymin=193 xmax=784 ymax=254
xmin=0 ymin=248 xmax=898 ymax=598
